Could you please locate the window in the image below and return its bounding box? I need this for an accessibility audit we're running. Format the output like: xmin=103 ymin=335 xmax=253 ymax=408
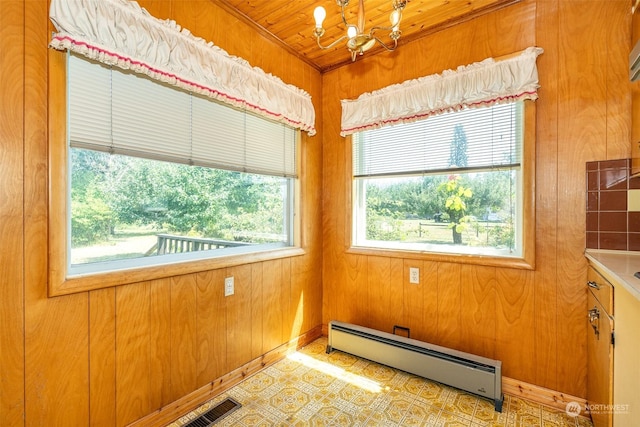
xmin=352 ymin=101 xmax=529 ymax=259
xmin=66 ymin=53 xmax=298 ymax=276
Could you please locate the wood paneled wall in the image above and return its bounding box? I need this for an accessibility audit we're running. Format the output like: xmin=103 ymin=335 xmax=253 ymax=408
xmin=321 ymin=0 xmax=632 ymax=399
xmin=0 ymin=0 xmax=633 ymax=425
xmin=1 ymin=1 xmax=26 ymax=425
xmin=0 ymin=1 xmax=322 ymax=426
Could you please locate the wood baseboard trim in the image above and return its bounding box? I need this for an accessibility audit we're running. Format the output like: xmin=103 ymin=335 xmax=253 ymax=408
xmin=128 ymin=325 xmax=323 ymax=427
xmin=503 ymin=376 xmax=590 ymax=418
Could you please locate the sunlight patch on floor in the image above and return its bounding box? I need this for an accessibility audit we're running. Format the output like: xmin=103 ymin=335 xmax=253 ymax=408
xmin=287 ymin=351 xmax=383 ymax=393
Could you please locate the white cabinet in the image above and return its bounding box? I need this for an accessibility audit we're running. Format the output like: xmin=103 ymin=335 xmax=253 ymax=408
xmin=586 ymin=260 xmax=640 ymax=427
xmin=587 ymin=267 xmax=614 ymax=427
xmin=611 ymin=283 xmax=640 ymax=427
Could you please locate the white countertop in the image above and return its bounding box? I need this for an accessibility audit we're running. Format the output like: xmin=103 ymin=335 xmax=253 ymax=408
xmin=585 ymin=249 xmax=640 ymax=302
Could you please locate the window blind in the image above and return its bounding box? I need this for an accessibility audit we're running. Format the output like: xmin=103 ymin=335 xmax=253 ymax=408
xmin=68 ymin=53 xmax=297 ymax=178
xmin=353 ymin=102 xmax=522 ymax=178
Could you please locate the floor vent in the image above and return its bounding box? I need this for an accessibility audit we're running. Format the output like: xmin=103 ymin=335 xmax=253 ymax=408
xmin=183 ymin=397 xmax=241 ymax=427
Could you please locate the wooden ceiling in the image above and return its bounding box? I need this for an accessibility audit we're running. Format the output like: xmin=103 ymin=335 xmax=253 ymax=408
xmin=213 ymin=0 xmax=521 ymax=72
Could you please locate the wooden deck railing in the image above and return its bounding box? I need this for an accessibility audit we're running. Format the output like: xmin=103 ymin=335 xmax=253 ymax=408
xmin=147 ymin=234 xmax=252 ymax=256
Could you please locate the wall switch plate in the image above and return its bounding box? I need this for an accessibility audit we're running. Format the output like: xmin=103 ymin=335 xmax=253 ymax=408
xmin=224 ymin=276 xmax=234 ymax=296
xmin=409 ymin=267 xmax=419 ymax=284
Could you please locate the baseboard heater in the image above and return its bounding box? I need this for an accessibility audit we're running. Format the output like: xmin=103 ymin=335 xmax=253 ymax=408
xmin=326 ymin=320 xmax=504 ymax=412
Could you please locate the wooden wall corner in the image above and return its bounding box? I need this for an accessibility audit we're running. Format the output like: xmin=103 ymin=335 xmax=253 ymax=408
xmin=127 ymin=325 xmax=323 ymax=427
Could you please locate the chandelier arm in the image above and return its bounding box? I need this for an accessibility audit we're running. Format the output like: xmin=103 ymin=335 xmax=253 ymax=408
xmin=372 ymin=36 xmax=398 ymax=52
xmin=339 ymin=3 xmax=350 ymax=28
xmin=368 ymin=24 xmax=396 ymax=35
xmin=316 ymin=34 xmax=349 ymax=50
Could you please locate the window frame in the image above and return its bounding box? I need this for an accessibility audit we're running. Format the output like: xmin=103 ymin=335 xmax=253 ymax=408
xmin=345 ymin=101 xmax=536 ymax=270
xmin=48 ymin=50 xmax=304 ymax=297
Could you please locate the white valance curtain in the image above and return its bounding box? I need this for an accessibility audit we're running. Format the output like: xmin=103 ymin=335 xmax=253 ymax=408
xmin=340 ymin=47 xmax=543 ymax=136
xmin=48 ymin=0 xmax=316 ymax=136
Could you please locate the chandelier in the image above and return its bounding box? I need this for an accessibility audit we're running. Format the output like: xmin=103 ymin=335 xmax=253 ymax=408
xmin=313 ymin=0 xmax=407 ymax=62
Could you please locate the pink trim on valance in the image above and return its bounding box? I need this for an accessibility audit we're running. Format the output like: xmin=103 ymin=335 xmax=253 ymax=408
xmin=340 ymin=47 xmax=543 ymax=137
xmin=49 ymin=0 xmax=316 ymax=136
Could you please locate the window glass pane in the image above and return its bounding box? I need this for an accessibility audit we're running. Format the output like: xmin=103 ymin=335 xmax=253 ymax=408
xmin=66 ymin=53 xmax=298 ymax=276
xmin=69 ymin=148 xmax=292 ymax=274
xmin=352 ymin=102 xmax=524 ymax=257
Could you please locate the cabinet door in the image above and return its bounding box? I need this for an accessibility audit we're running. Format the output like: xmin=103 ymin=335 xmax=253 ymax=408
xmin=587 ymin=290 xmax=613 ymax=427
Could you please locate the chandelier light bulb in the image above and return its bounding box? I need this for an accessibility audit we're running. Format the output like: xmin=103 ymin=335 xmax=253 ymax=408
xmin=390 ymin=9 xmax=401 ymax=26
xmin=347 ymin=25 xmax=357 ymax=38
xmin=313 ymin=6 xmax=326 ymax=28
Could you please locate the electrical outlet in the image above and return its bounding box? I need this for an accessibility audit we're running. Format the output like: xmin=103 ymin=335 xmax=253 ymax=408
xmin=224 ymin=276 xmax=234 ymax=296
xmin=409 ymin=267 xmax=419 ymax=284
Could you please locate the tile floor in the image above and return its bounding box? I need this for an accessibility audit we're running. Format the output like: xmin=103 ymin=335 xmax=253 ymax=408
xmin=168 ymin=337 xmax=593 ymax=427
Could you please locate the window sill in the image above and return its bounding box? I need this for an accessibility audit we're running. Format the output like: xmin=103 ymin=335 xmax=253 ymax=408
xmin=346 ymin=246 xmax=534 ymax=270
xmin=49 ymin=246 xmax=306 ymax=297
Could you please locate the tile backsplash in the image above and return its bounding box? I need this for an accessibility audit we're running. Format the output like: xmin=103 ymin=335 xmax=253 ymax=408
xmin=586 ymin=158 xmax=640 ymax=251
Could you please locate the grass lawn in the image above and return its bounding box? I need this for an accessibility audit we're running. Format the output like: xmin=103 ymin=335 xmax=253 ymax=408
xmin=71 ymin=227 xmax=161 ymax=264
xmin=382 ymin=219 xmax=506 ymax=247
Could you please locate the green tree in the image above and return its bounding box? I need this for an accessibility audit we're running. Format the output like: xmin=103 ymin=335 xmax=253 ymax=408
xmin=438 ymin=175 xmax=473 ymax=244
xmin=449 ymin=124 xmax=468 ymax=168
xmin=418 ymin=175 xmax=448 ymax=218
xmin=364 ymin=176 xmax=451 ymax=221
xmin=70 ymin=147 xmax=289 ymax=246
xmin=70 ymin=149 xmax=115 ymax=244
xmin=464 ymin=171 xmax=513 ymax=218
xmin=71 ymin=187 xmax=113 ymax=245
